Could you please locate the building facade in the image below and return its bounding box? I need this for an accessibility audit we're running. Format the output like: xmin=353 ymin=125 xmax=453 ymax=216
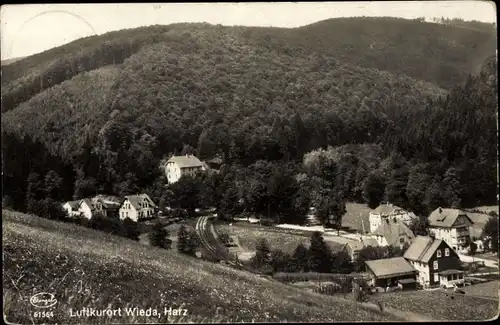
xmin=119 ymin=194 xmax=157 ymax=222
xmin=371 ymin=217 xmax=415 ymax=249
xmin=404 ymin=235 xmax=463 ymax=288
xmin=365 ymin=257 xmax=418 ymax=289
xmin=369 ymin=203 xmax=418 ymax=234
xmin=165 ymin=155 xmax=204 ymax=184
xmin=62 ymin=200 xmax=81 ymax=218
xmin=427 ymin=208 xmax=474 ymax=252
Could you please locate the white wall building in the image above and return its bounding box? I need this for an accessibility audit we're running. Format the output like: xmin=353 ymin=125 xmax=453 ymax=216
xmin=165 ymin=155 xmax=204 ymax=184
xmin=369 ymin=202 xmax=418 ymax=234
xmin=119 ymin=194 xmax=157 ymax=222
xmin=62 ymin=200 xmax=81 ymax=218
xmin=427 ymin=208 xmax=474 ymax=252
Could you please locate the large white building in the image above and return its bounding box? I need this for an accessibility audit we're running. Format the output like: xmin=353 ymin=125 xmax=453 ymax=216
xmin=427 ymin=208 xmax=474 ymax=252
xmin=369 ymin=203 xmax=418 ymax=234
xmin=165 ymin=155 xmax=204 ymax=184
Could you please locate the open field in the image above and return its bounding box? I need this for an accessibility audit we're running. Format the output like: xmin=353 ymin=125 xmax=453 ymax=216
xmin=460 ymin=281 xmax=500 ymax=299
xmin=372 ymin=289 xmax=499 ymax=321
xmin=215 ymin=223 xmax=345 ymax=254
xmin=341 ymin=203 xmax=373 ymax=233
xmin=3 ymin=210 xmax=401 ymax=323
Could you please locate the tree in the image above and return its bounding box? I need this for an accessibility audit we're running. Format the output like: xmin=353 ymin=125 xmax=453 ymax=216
xmin=363 ymin=172 xmax=386 ymax=209
xmin=332 ymin=251 xmax=354 ymax=273
xmin=469 ymin=241 xmax=477 ymax=256
xmin=270 ymin=249 xmax=292 ymax=273
xmin=169 ymin=176 xmax=201 ymax=215
xmin=122 ymin=218 xmax=140 ymax=241
xmin=26 ymin=172 xmax=43 ymax=213
xmin=186 ymin=230 xmax=200 ymax=256
xmin=252 ymin=238 xmax=272 ymax=271
xmin=482 ymin=216 xmax=498 ymax=252
xmin=177 ymin=225 xmax=190 ymax=254
xmin=149 ymin=221 xmax=171 ymax=249
xmin=384 ymin=165 xmax=409 ymax=208
xmin=291 ymin=243 xmax=309 ymax=272
xmin=44 ymin=170 xmax=63 ymax=200
xmin=308 ymin=231 xmax=333 ymax=273
xmin=409 ymin=217 xmax=430 ymax=236
xmin=354 ymin=246 xmax=386 ymax=272
xmin=316 ymin=192 xmax=346 ymax=235
xmin=442 ymin=167 xmax=462 ymax=208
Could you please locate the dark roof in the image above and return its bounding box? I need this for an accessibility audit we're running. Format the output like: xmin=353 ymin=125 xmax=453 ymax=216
xmin=372 ymin=218 xmax=414 ymax=245
xmin=428 ymin=208 xmax=474 ymax=228
xmin=64 ymin=200 xmax=80 ymax=209
xmin=167 ymin=155 xmax=203 ymax=168
xmin=403 ymin=236 xmax=450 ymax=263
xmin=93 ymin=195 xmax=122 ymax=210
xmin=438 ymin=270 xmax=465 ymax=276
xmin=372 ymin=203 xmax=404 ymax=215
xmin=365 ymin=257 xmax=417 ymax=279
xmin=79 ymin=198 xmax=95 ymax=211
xmin=343 ymin=238 xmax=379 ymax=252
xmin=123 ymin=194 xmax=157 ymax=210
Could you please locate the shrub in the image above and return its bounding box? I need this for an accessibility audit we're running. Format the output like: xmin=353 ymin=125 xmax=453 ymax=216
xmin=149 ymin=221 xmax=171 ymax=249
xmin=122 ymin=218 xmax=140 ymax=241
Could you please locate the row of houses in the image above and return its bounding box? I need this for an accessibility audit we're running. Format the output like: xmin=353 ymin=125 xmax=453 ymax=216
xmin=63 ymin=194 xmax=157 ymax=222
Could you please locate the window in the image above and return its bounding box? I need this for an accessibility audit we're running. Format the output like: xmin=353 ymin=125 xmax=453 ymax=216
xmin=433 ymin=260 xmax=438 ymax=270
xmin=434 ymin=273 xmax=439 ymax=283
xmin=445 ymin=248 xmax=450 ymax=256
xmin=400 ymin=237 xmax=405 ymax=244
xmin=437 ymin=250 xmax=442 ymax=258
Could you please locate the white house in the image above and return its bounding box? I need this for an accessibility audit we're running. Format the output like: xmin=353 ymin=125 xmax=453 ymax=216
xmin=78 ymin=198 xmax=95 ymax=220
xmin=62 ymin=200 xmax=81 ymax=218
xmin=371 ymin=217 xmax=415 ymax=249
xmin=404 ymin=235 xmax=464 ymax=288
xmin=119 ymin=194 xmax=157 ymax=222
xmin=369 ymin=203 xmax=418 ymax=234
xmin=427 ymin=208 xmax=474 ymax=252
xmin=165 ymin=155 xmax=204 ymax=184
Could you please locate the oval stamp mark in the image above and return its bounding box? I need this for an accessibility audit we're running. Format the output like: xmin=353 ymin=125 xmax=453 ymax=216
xmin=30 ymin=292 xmax=57 ymax=308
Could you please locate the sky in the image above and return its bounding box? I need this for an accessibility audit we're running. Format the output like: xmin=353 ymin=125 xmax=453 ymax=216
xmin=0 ymin=2 xmax=497 ymax=60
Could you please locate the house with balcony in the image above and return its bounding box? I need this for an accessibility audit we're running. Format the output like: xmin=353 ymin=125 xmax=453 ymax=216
xmin=369 ymin=202 xmax=418 ymax=234
xmin=403 ymin=235 xmax=464 ymax=288
xmin=165 ymin=155 xmax=204 ymax=184
xmin=427 ymin=208 xmax=474 ymax=252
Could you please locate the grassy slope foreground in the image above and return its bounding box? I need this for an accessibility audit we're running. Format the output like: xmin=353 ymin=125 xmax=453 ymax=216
xmin=3 ymin=210 xmax=401 ymax=324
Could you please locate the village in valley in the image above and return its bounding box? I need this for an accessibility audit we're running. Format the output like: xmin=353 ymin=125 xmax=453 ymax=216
xmin=60 ymin=152 xmax=499 ymax=301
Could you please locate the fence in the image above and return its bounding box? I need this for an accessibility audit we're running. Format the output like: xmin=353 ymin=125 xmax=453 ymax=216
xmin=273 ymin=272 xmax=368 ymax=283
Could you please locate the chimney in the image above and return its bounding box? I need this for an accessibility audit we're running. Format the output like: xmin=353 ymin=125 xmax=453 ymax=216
xmin=438 ymin=207 xmax=442 ymax=213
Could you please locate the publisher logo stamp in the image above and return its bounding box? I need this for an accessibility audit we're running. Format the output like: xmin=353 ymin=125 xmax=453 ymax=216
xmin=30 ymin=293 xmax=57 ymax=309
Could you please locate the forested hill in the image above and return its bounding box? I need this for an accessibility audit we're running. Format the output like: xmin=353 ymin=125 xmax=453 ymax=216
xmin=1 ymin=17 xmax=496 ymax=113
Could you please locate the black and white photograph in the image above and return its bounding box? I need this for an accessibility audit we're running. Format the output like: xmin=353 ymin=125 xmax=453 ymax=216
xmin=1 ymin=2 xmax=498 ymax=323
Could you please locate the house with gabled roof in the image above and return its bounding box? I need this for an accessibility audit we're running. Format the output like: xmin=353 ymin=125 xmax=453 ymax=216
xmin=62 ymin=200 xmax=81 ymax=218
xmin=119 ymin=194 xmax=157 ymax=222
xmin=78 ymin=198 xmax=96 ymax=219
xmin=92 ymin=195 xmax=121 ymax=219
xmin=427 ymin=207 xmax=474 ymax=252
xmin=369 ymin=202 xmax=418 ymax=234
xmin=371 ymin=216 xmax=415 ymax=249
xmin=365 ymin=257 xmax=418 ymax=290
xmin=403 ymin=235 xmax=464 ymax=288
xmin=165 ymin=154 xmax=205 ymax=184
xmin=342 ymin=237 xmax=379 ymax=261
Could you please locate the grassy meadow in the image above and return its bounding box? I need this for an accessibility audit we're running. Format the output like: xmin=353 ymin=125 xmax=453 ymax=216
xmin=372 ymin=289 xmax=499 ymax=321
xmin=3 ymin=210 xmax=402 ymax=324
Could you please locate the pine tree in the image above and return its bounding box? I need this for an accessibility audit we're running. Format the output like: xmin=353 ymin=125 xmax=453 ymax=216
xmin=26 ymin=172 xmax=43 ymax=213
xmin=177 ymin=225 xmax=190 ymax=254
xmin=291 ymin=243 xmax=309 ymax=272
xmin=363 ymin=172 xmax=386 ymax=209
xmin=123 ymin=218 xmax=140 ymax=241
xmin=149 ymin=221 xmax=171 ymax=249
xmin=308 ymin=231 xmax=333 ymax=273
